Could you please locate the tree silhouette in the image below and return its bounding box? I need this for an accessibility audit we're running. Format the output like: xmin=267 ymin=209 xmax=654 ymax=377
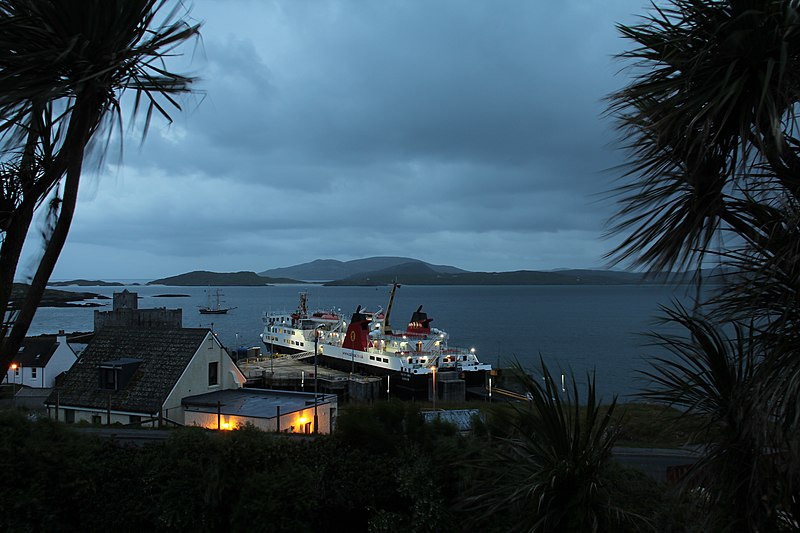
xmin=0 ymin=0 xmax=200 ymax=375
xmin=608 ymin=1 xmax=800 ymax=528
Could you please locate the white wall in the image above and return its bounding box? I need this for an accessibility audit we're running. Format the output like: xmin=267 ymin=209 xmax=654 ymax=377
xmin=185 ymin=401 xmax=338 ymax=434
xmin=47 ymin=405 xmax=159 ymax=427
xmin=162 ymin=332 xmax=246 ymax=425
xmin=5 ymin=365 xmax=45 ymax=389
xmin=45 ymin=337 xmax=78 ymax=387
xmin=4 ymin=335 xmax=77 ymax=388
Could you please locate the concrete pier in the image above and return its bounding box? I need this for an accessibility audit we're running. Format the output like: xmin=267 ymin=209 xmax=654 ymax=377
xmin=237 ymin=355 xmax=385 ymax=402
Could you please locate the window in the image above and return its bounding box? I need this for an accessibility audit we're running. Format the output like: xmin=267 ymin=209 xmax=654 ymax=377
xmin=64 ymin=409 xmax=75 ymax=424
xmin=208 ymin=361 xmax=219 ymax=386
xmin=99 ymin=367 xmax=117 ymax=391
xmin=129 ymin=415 xmax=141 ymax=425
xmin=91 ymin=415 xmax=102 ymax=425
xmin=31 ymin=367 xmax=37 ymax=379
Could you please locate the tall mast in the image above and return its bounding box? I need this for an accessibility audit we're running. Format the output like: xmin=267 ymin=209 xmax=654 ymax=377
xmin=382 ymin=281 xmax=400 ymax=334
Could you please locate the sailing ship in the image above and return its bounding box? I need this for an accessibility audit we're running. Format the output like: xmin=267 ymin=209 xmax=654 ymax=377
xmin=199 ymin=289 xmax=236 ymax=315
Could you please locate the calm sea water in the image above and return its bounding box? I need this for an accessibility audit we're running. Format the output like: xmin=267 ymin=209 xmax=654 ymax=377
xmin=29 ymin=283 xmax=696 ymax=401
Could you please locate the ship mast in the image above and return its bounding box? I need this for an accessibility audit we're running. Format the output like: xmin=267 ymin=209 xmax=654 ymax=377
xmin=382 ymin=281 xmax=400 ymax=334
xmin=299 ymin=292 xmax=308 ymax=317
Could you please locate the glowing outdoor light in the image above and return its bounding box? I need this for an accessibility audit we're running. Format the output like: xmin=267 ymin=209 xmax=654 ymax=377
xmin=431 ymin=366 xmax=437 ymax=411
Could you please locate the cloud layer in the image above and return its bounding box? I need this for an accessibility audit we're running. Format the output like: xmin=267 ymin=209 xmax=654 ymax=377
xmin=27 ymin=0 xmax=644 ymax=280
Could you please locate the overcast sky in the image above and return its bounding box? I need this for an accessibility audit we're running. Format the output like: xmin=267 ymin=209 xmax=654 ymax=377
xmin=22 ymin=0 xmax=647 ymax=281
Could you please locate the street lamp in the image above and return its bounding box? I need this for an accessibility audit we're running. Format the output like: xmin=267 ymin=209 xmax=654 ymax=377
xmin=314 ymin=328 xmax=320 ymax=434
xmin=9 ymin=363 xmax=17 ymax=407
xmin=431 ymin=366 xmax=437 ymax=411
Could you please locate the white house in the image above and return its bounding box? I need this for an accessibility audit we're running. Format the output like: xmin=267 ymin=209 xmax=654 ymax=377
xmin=5 ymin=332 xmax=78 ymax=389
xmin=44 ymin=327 xmax=246 ymax=427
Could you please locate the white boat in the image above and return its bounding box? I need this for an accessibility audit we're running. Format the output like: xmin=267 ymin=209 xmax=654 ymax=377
xmin=261 ymin=284 xmax=491 ymax=398
xmin=199 ymin=289 xmax=236 ymax=314
xmin=260 ymin=293 xmax=344 ymax=354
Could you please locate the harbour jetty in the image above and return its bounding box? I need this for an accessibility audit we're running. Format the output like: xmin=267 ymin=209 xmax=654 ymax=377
xmin=238 ymin=354 xmax=387 ymax=402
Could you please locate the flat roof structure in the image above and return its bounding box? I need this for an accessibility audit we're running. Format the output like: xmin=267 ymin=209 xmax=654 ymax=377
xmin=182 ymin=388 xmax=338 ymax=434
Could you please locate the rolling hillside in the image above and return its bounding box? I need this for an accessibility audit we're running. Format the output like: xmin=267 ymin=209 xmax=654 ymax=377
xmin=259 ymin=257 xmax=466 ymax=281
xmin=147 ymin=271 xmax=299 ymax=286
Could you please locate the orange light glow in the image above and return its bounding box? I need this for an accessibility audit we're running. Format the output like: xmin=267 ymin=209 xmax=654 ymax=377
xmin=297 ymin=416 xmax=308 ymax=425
xmin=220 ymin=421 xmax=232 ymax=431
xmin=10 ymin=363 xmax=17 ymax=370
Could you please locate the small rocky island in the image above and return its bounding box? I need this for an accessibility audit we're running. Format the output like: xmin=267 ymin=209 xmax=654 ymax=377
xmin=12 ymin=283 xmax=108 ymax=308
xmin=47 ymin=279 xmax=127 ymax=287
xmin=147 ymin=270 xmax=297 ymax=286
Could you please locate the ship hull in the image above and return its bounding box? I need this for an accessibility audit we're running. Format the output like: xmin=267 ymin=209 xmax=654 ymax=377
xmin=199 ymin=309 xmax=229 ymax=315
xmin=261 ymin=340 xmax=305 ymax=356
xmin=318 ymin=353 xmax=430 ymax=400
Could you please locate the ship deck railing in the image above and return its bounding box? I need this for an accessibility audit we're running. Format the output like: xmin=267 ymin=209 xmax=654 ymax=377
xmin=287 ymin=350 xmax=316 ymax=361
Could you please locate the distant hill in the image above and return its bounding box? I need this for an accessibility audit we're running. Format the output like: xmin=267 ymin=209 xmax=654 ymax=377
xmin=147 ymin=271 xmax=300 ymax=286
xmin=260 ymin=257 xmax=466 ymax=281
xmin=48 ymin=279 xmax=125 ymax=287
xmin=352 ymin=261 xmax=439 ymax=278
xmin=324 ymin=269 xmax=702 ymax=286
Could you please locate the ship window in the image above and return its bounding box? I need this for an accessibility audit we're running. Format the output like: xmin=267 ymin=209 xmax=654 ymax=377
xmin=369 ymin=356 xmax=375 ymax=360
xmin=383 ymin=358 xmax=388 ymax=363
xmin=300 ymin=342 xmax=304 ymax=346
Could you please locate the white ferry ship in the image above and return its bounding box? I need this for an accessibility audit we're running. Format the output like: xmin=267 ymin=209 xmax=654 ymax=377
xmin=260 ymin=293 xmax=343 ymax=355
xmin=261 ymin=284 xmax=491 ymax=398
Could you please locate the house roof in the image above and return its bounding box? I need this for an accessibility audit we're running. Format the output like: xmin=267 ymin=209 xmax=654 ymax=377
xmin=45 ymin=327 xmax=211 ymax=415
xmin=182 ymin=388 xmax=337 ymax=419
xmin=16 ymin=337 xmax=60 ymax=368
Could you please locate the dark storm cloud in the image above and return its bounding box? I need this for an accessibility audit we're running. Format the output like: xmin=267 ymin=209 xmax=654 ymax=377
xmin=48 ymin=0 xmax=644 ymax=279
xmin=140 ymin=0 xmax=630 ymax=175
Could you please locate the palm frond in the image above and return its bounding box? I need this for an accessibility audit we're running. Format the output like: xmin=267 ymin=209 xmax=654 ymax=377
xmin=606 ymin=0 xmax=800 ymax=273
xmin=460 ymin=359 xmax=638 ymax=532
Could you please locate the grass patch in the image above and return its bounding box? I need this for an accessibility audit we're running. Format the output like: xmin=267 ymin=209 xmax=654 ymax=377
xmin=613 ymin=402 xmax=711 ymax=448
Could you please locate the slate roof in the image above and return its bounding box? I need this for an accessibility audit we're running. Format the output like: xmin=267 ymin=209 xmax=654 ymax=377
xmin=16 ymin=337 xmax=60 ymax=368
xmin=45 ymin=327 xmax=211 ymax=415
